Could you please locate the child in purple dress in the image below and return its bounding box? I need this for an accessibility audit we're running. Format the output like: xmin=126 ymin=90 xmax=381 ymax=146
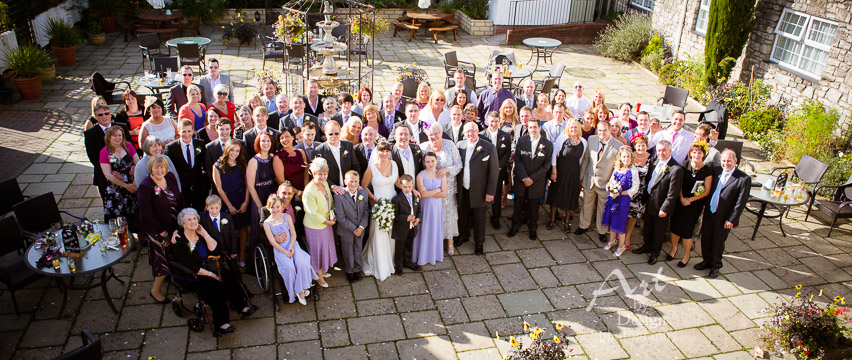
xmin=263 ymin=196 xmax=317 ymax=305
xmin=601 ymin=146 xmax=640 ymax=256
xmin=412 ymin=152 xmax=447 ymax=266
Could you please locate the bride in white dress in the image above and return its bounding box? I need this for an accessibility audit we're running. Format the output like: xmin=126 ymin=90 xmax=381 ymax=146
xmin=360 ymin=141 xmax=399 ymax=281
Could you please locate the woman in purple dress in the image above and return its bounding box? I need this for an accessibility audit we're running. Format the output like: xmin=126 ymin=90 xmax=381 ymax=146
xmin=601 ymin=146 xmax=640 ymax=257
xmin=303 ymin=157 xmax=337 ymax=287
xmin=247 ymin=132 xmax=278 ymax=252
xmin=412 ymin=152 xmax=447 ymax=266
xmin=263 ymin=196 xmax=317 ymax=305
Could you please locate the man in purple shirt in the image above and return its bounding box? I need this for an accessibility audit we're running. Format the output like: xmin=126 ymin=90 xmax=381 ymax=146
xmin=476 ymin=71 xmax=514 ymax=124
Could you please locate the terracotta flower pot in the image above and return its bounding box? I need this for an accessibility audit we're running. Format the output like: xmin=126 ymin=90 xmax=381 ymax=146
xmin=13 ymin=77 xmax=43 ymax=100
xmin=100 ymin=17 xmax=118 ymax=33
xmin=89 ymin=32 xmax=106 ymax=45
xmin=52 ymin=45 xmax=77 ymax=66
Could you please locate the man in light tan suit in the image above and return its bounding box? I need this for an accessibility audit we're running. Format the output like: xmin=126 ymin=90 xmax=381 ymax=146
xmin=576 ymin=121 xmax=622 ymax=243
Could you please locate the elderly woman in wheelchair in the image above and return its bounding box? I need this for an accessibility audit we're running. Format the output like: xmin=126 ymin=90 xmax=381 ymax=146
xmin=171 ymin=208 xmax=257 ymax=337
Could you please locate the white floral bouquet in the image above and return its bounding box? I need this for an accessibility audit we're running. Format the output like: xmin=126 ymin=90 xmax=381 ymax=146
xmin=372 ymin=198 xmax=395 ymax=232
xmin=605 ymin=179 xmax=622 ymax=197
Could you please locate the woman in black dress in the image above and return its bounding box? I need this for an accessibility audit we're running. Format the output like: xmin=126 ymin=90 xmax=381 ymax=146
xmin=247 ymin=132 xmax=279 ymax=252
xmin=547 ymin=119 xmax=587 ymax=230
xmin=668 ymin=143 xmax=713 ymax=267
xmin=625 ymin=134 xmax=650 ymax=247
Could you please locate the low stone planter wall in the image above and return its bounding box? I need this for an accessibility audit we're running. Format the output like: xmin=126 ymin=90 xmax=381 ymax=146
xmin=455 ymin=10 xmax=494 ymax=36
xmin=220 ymin=8 xmax=269 ymax=23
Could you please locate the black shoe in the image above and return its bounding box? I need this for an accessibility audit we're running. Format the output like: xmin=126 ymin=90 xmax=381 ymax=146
xmin=346 ymin=273 xmax=356 ymax=282
xmin=239 ymin=305 xmax=258 ymax=319
xmin=632 ymin=247 xmax=649 ymax=254
xmin=529 ymin=231 xmax=537 ymax=240
xmin=709 ymin=268 xmax=720 ymax=278
xmin=554 ymin=212 xmax=562 ymax=221
xmin=455 ymin=237 xmax=468 ymax=247
xmin=474 ymin=243 xmax=484 ymax=255
xmin=507 ymin=226 xmax=519 ymax=237
xmin=355 ymin=272 xmax=363 ymax=281
xmin=647 ymin=255 xmax=657 ymax=265
xmin=677 ymin=260 xmax=688 ymax=268
xmin=393 ymin=269 xmax=403 ymax=275
xmin=491 ymin=219 xmax=501 ymax=230
xmin=574 ymin=227 xmax=587 ymax=235
xmin=598 ymin=234 xmax=607 ymax=243
xmin=149 ymin=292 xmax=171 ymax=305
xmin=693 ymin=262 xmax=708 ymax=271
xmin=665 ymin=254 xmax=675 ymax=261
xmin=404 ymin=263 xmax=421 ymax=272
xmin=214 ymin=325 xmax=236 ymax=337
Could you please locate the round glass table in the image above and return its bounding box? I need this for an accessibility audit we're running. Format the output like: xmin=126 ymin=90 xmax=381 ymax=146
xmin=25 ymin=224 xmax=135 ymax=316
xmin=166 ymin=37 xmax=212 ymax=48
xmin=523 ymin=37 xmax=561 ymax=71
xmin=746 ymin=173 xmax=810 ymax=241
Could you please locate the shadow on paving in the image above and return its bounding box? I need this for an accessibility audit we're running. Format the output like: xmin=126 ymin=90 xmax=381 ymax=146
xmin=0 ymin=111 xmax=70 ymax=179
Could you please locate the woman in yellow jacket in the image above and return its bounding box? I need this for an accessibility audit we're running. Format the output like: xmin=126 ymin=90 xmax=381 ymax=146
xmin=302 ymin=157 xmax=337 ymax=286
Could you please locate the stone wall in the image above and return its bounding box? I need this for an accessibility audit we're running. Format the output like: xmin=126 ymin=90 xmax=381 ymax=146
xmin=455 ymin=10 xmax=495 ymax=36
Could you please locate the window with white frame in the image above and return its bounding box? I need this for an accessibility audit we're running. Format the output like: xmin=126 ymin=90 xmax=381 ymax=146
xmin=630 ymin=0 xmax=654 ymax=11
xmin=695 ymin=0 xmax=711 ymax=35
xmin=770 ymin=8 xmax=838 ymax=79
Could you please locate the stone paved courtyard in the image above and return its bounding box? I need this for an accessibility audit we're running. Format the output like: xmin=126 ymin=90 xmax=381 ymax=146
xmin=1 ymin=26 xmax=851 ymax=360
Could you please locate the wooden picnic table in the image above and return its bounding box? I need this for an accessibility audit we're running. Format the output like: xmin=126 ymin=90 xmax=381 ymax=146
xmin=137 ymin=10 xmax=184 ymax=25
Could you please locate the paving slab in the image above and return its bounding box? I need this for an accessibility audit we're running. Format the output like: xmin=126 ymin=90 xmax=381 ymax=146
xmin=347 ymin=314 xmax=406 ymax=345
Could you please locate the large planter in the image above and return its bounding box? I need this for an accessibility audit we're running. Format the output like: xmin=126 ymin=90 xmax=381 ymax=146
xmin=13 ymin=77 xmax=43 ymax=100
xmin=455 ymin=10 xmax=494 ymax=36
xmin=51 ymin=45 xmax=77 ymax=66
xmin=100 ymin=17 xmax=118 ymax=33
xmin=89 ymin=32 xmax=106 ymax=45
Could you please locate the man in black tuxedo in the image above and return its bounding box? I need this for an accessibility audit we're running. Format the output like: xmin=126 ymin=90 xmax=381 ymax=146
xmin=302 ymin=80 xmax=325 ymax=117
xmin=266 ymin=94 xmax=290 ymax=130
xmin=354 ymin=126 xmax=378 ymax=178
xmin=507 ymin=118 xmax=552 ymax=240
xmin=391 ymin=103 xmax=430 ymax=145
xmin=391 ymin=126 xmax=423 ymax=189
xmin=311 ymin=121 xmax=359 ymax=195
xmin=457 ymin=122 xmax=500 ymax=254
xmin=696 ymin=149 xmax=750 ymax=278
xmin=515 ymin=79 xmax=538 ymax=110
xmin=279 ymin=96 xmax=318 ymax=132
xmin=84 ymin=104 xmax=131 ymax=200
xmin=243 ymin=108 xmax=281 ymax=159
xmin=204 ymin=119 xmax=246 ymax=184
xmin=166 ymin=119 xmax=211 ymax=211
xmin=480 ymin=111 xmax=512 ymax=229
xmin=165 ymin=65 xmax=204 ymax=119
xmin=379 ymin=94 xmax=405 ymax=131
xmin=391 ymin=174 xmax=421 ymax=273
xmin=443 ymin=105 xmax=466 ymax=144
xmin=632 ymin=140 xmax=683 ymax=264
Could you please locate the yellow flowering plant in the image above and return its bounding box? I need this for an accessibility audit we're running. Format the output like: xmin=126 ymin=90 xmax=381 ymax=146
xmin=495 ymin=320 xmax=574 ymax=360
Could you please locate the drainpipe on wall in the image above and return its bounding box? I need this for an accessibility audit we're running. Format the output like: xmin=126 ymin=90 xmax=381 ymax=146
xmin=673 ymin=0 xmax=690 ymax=58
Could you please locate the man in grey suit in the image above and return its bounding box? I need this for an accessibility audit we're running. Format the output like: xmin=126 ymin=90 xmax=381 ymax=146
xmin=515 ymin=79 xmax=537 ymax=110
xmin=444 ymin=70 xmax=477 ymax=109
xmin=198 ymin=58 xmax=233 ymax=106
xmin=507 ymin=119 xmax=552 ymax=240
xmin=632 ymin=140 xmax=684 ymax=264
xmin=576 ymin=121 xmax=623 ymax=243
xmin=333 ymin=170 xmax=371 ymax=282
xmin=379 ymin=94 xmax=405 ymax=131
xmin=457 ymin=122 xmax=499 ymax=255
xmin=165 ymin=65 xmax=204 ymax=119
xmin=696 ymin=149 xmax=750 ymax=278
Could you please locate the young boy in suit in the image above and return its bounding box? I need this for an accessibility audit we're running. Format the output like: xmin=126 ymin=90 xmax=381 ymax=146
xmin=333 ymin=171 xmax=371 ymax=282
xmin=391 ymin=174 xmax=421 ymax=275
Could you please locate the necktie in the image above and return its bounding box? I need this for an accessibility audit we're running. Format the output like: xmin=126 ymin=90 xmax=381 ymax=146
xmin=671 ymin=130 xmax=677 ymax=143
xmin=463 ymin=141 xmax=474 ymax=189
xmin=366 ymin=147 xmax=373 ymax=161
xmin=406 ymin=194 xmax=413 ymax=207
xmin=648 ymin=162 xmax=663 ymax=193
xmin=710 ymin=172 xmax=728 ymax=213
xmin=403 ymin=148 xmax=410 ymax=161
xmin=597 ymin=142 xmax=606 ymax=161
xmin=213 ymin=218 xmax=219 ymax=231
xmin=344 ymin=113 xmax=350 ymax=122
xmin=185 ymin=144 xmax=193 ymax=168
xmin=386 ymin=114 xmax=393 ymax=128
xmin=352 ymin=193 xmax=357 ymax=203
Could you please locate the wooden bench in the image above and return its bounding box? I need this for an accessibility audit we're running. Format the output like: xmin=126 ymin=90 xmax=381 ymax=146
xmin=135 ymin=27 xmax=179 ymax=39
xmin=427 ymin=23 xmax=458 ymax=43
xmin=392 ymin=20 xmax=420 ymax=42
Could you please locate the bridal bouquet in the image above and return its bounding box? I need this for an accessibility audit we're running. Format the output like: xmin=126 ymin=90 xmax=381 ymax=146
xmin=372 ymin=198 xmax=395 ymax=232
xmin=605 ymin=179 xmax=622 ymax=198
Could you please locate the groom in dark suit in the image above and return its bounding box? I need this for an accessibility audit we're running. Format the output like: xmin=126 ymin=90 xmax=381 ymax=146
xmin=632 ymin=140 xmax=683 ymax=264
xmin=391 ymin=126 xmax=423 ymax=189
xmin=507 ymin=119 xmax=552 ymax=240
xmin=457 ymin=122 xmax=500 ymax=254
xmin=696 ymin=149 xmax=751 ymax=278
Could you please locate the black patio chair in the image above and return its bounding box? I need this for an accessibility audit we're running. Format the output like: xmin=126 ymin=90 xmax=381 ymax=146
xmin=138 ymin=33 xmax=169 ymax=71
xmin=260 ymin=35 xmax=285 ymax=71
xmin=53 ymin=329 xmax=103 ymax=360
xmin=177 ymin=43 xmax=205 ymax=74
xmin=657 ymin=85 xmax=690 ymax=109
xmin=769 ymin=154 xmax=829 ymax=221
xmin=0 ymin=178 xmax=26 ymax=217
xmin=713 ymin=140 xmax=743 ymax=164
xmin=90 ymin=72 xmax=130 ymax=105
xmin=443 ymin=51 xmax=476 ymax=88
xmin=0 ymin=216 xmax=42 ymax=316
xmin=688 ymin=100 xmax=730 ymax=139
xmin=12 ymin=192 xmax=85 ymax=237
xmin=813 ymin=174 xmax=852 ymax=237
xmin=153 ymin=56 xmax=179 ymax=74
xmin=401 ymin=78 xmax=418 ymax=101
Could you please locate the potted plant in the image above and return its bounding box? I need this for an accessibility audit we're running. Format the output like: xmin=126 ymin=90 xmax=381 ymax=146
xmin=350 ymin=12 xmax=389 ymax=44
xmin=221 ymin=12 xmax=258 ymax=46
xmin=88 ymin=21 xmax=105 ymax=45
xmin=86 ymin=0 xmax=122 ymax=33
xmin=274 ymin=12 xmax=305 ymax=43
xmin=1 ymin=44 xmax=53 ymax=100
xmin=44 ymin=17 xmax=81 ymax=66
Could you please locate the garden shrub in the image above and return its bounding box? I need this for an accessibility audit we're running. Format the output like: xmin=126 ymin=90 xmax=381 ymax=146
xmin=819 ymin=152 xmax=852 ymax=190
xmin=752 ymin=128 xmax=784 ymax=163
xmin=709 ymin=79 xmax=773 ymax=119
xmin=594 ymin=12 xmax=654 ymax=62
xmin=640 ymin=34 xmax=666 ymax=73
xmin=782 ymin=100 xmax=842 ymax=165
xmin=737 ymin=108 xmax=782 ymax=139
xmin=659 ymin=57 xmax=709 ymax=103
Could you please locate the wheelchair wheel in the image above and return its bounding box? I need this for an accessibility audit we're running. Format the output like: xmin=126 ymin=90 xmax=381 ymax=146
xmin=193 ymin=302 xmax=204 ymax=318
xmin=253 ymin=245 xmax=270 ymax=292
xmin=187 ymin=318 xmax=204 ymax=332
xmin=171 ymin=301 xmax=183 ymax=318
